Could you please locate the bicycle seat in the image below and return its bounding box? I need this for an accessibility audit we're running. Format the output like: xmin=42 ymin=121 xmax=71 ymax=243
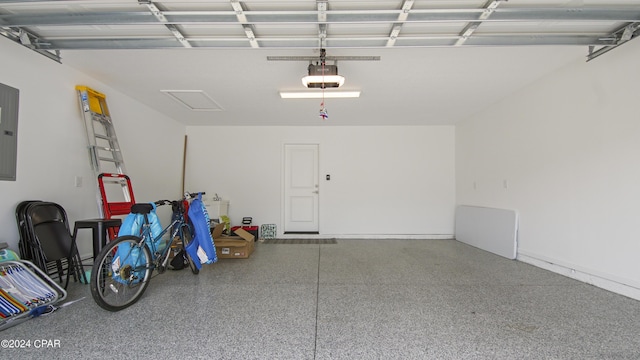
xmin=130 ymin=203 xmax=153 ymax=215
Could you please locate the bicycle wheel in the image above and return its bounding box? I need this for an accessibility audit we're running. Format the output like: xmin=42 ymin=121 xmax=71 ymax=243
xmin=90 ymin=235 xmax=153 ymax=311
xmin=181 ymin=224 xmax=199 ymax=275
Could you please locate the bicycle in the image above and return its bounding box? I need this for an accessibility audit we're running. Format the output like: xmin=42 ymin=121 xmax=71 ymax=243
xmin=90 ymin=192 xmax=204 ymax=311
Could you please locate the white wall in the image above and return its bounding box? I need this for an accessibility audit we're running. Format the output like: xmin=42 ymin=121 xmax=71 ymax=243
xmin=0 ymin=37 xmax=186 ymax=255
xmin=456 ymin=40 xmax=640 ymax=298
xmin=185 ymin=126 xmax=455 ymax=237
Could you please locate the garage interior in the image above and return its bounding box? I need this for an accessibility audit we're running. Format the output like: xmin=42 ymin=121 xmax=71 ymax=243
xmin=1 ymin=1 xmax=640 ymax=358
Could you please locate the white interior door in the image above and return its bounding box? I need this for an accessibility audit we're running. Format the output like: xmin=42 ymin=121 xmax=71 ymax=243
xmin=284 ymin=144 xmax=319 ymax=233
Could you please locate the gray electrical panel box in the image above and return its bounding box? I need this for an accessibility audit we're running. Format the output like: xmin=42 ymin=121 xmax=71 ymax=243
xmin=0 ymin=83 xmax=19 ymax=181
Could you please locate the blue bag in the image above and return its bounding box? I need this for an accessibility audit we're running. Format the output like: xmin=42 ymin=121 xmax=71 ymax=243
xmin=184 ymin=193 xmax=217 ymax=269
xmin=112 ymin=203 xmax=162 ymax=284
xmin=110 ymin=241 xmax=146 ymax=284
xmin=117 ymin=202 xmax=163 ymax=241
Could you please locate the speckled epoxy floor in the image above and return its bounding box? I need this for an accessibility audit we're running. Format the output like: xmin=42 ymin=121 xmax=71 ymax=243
xmin=2 ymin=239 xmax=640 ymax=359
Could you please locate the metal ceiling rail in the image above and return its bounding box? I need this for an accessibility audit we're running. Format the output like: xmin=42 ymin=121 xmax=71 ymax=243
xmin=0 ymin=33 xmax=623 ymax=50
xmin=2 ymin=8 xmax=640 ymax=26
xmin=40 ymin=34 xmax=617 ymax=48
xmin=1 ymin=1 xmax=639 ymax=63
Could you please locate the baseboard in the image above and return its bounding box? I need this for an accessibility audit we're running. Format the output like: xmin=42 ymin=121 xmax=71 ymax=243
xmin=518 ymin=251 xmax=640 ymax=301
xmin=277 ymin=233 xmax=454 ymax=240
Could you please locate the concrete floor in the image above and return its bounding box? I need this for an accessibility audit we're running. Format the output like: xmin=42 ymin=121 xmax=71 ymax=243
xmin=2 ymin=239 xmax=640 ymax=359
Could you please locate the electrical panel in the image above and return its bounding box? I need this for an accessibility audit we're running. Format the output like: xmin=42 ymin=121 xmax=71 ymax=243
xmin=0 ymin=83 xmax=19 ymax=181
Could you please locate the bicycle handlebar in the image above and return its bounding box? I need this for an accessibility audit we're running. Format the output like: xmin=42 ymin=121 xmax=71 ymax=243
xmin=153 ymin=191 xmax=206 ymax=207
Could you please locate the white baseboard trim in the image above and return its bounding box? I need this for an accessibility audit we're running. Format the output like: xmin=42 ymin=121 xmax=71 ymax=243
xmin=278 ymin=234 xmax=454 ymax=240
xmin=518 ymin=251 xmax=640 ymax=301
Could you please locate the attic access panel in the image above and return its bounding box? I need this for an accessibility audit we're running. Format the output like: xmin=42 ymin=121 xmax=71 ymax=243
xmin=0 ymin=83 xmax=19 ymax=181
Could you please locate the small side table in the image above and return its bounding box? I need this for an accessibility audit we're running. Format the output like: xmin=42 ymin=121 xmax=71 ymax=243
xmin=73 ymin=218 xmax=122 ymax=259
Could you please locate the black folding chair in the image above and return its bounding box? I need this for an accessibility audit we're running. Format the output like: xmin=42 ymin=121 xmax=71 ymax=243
xmin=15 ymin=200 xmax=42 ymax=262
xmin=23 ymin=202 xmax=84 ymax=289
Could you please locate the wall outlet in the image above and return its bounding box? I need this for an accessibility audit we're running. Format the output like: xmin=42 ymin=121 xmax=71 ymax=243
xmin=74 ymin=176 xmax=83 ymax=188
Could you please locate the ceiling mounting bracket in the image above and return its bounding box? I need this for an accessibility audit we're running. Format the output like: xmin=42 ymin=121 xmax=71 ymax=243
xmin=386 ymin=0 xmax=414 ymax=47
xmin=317 ymin=0 xmax=328 ymax=49
xmin=587 ymin=22 xmax=640 ymax=62
xmin=455 ymin=0 xmax=505 ymax=47
xmin=141 ymin=0 xmax=192 ymax=48
xmin=0 ymin=27 xmax=60 ymax=63
xmin=232 ymin=0 xmax=259 ymax=48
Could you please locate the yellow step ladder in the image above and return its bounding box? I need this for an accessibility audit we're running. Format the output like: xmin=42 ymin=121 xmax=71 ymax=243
xmin=76 ymin=85 xmax=126 ymax=176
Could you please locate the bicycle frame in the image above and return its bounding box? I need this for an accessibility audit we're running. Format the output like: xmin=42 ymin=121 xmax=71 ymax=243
xmin=136 ymin=202 xmax=191 ymax=272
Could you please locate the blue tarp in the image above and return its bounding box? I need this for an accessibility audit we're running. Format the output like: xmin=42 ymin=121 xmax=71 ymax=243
xmin=184 ymin=194 xmax=217 ymax=269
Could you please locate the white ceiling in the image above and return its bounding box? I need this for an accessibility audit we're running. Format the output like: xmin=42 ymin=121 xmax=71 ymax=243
xmin=2 ymin=0 xmax=639 ymax=126
xmin=58 ymin=46 xmax=587 ymax=126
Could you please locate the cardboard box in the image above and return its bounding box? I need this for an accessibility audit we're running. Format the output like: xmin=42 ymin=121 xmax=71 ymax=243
xmin=231 ymin=226 xmax=258 ymax=241
xmin=212 ymin=223 xmax=255 ymax=259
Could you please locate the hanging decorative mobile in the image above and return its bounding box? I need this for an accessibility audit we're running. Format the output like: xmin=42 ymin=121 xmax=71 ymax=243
xmin=319 ymin=101 xmax=328 ymax=119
